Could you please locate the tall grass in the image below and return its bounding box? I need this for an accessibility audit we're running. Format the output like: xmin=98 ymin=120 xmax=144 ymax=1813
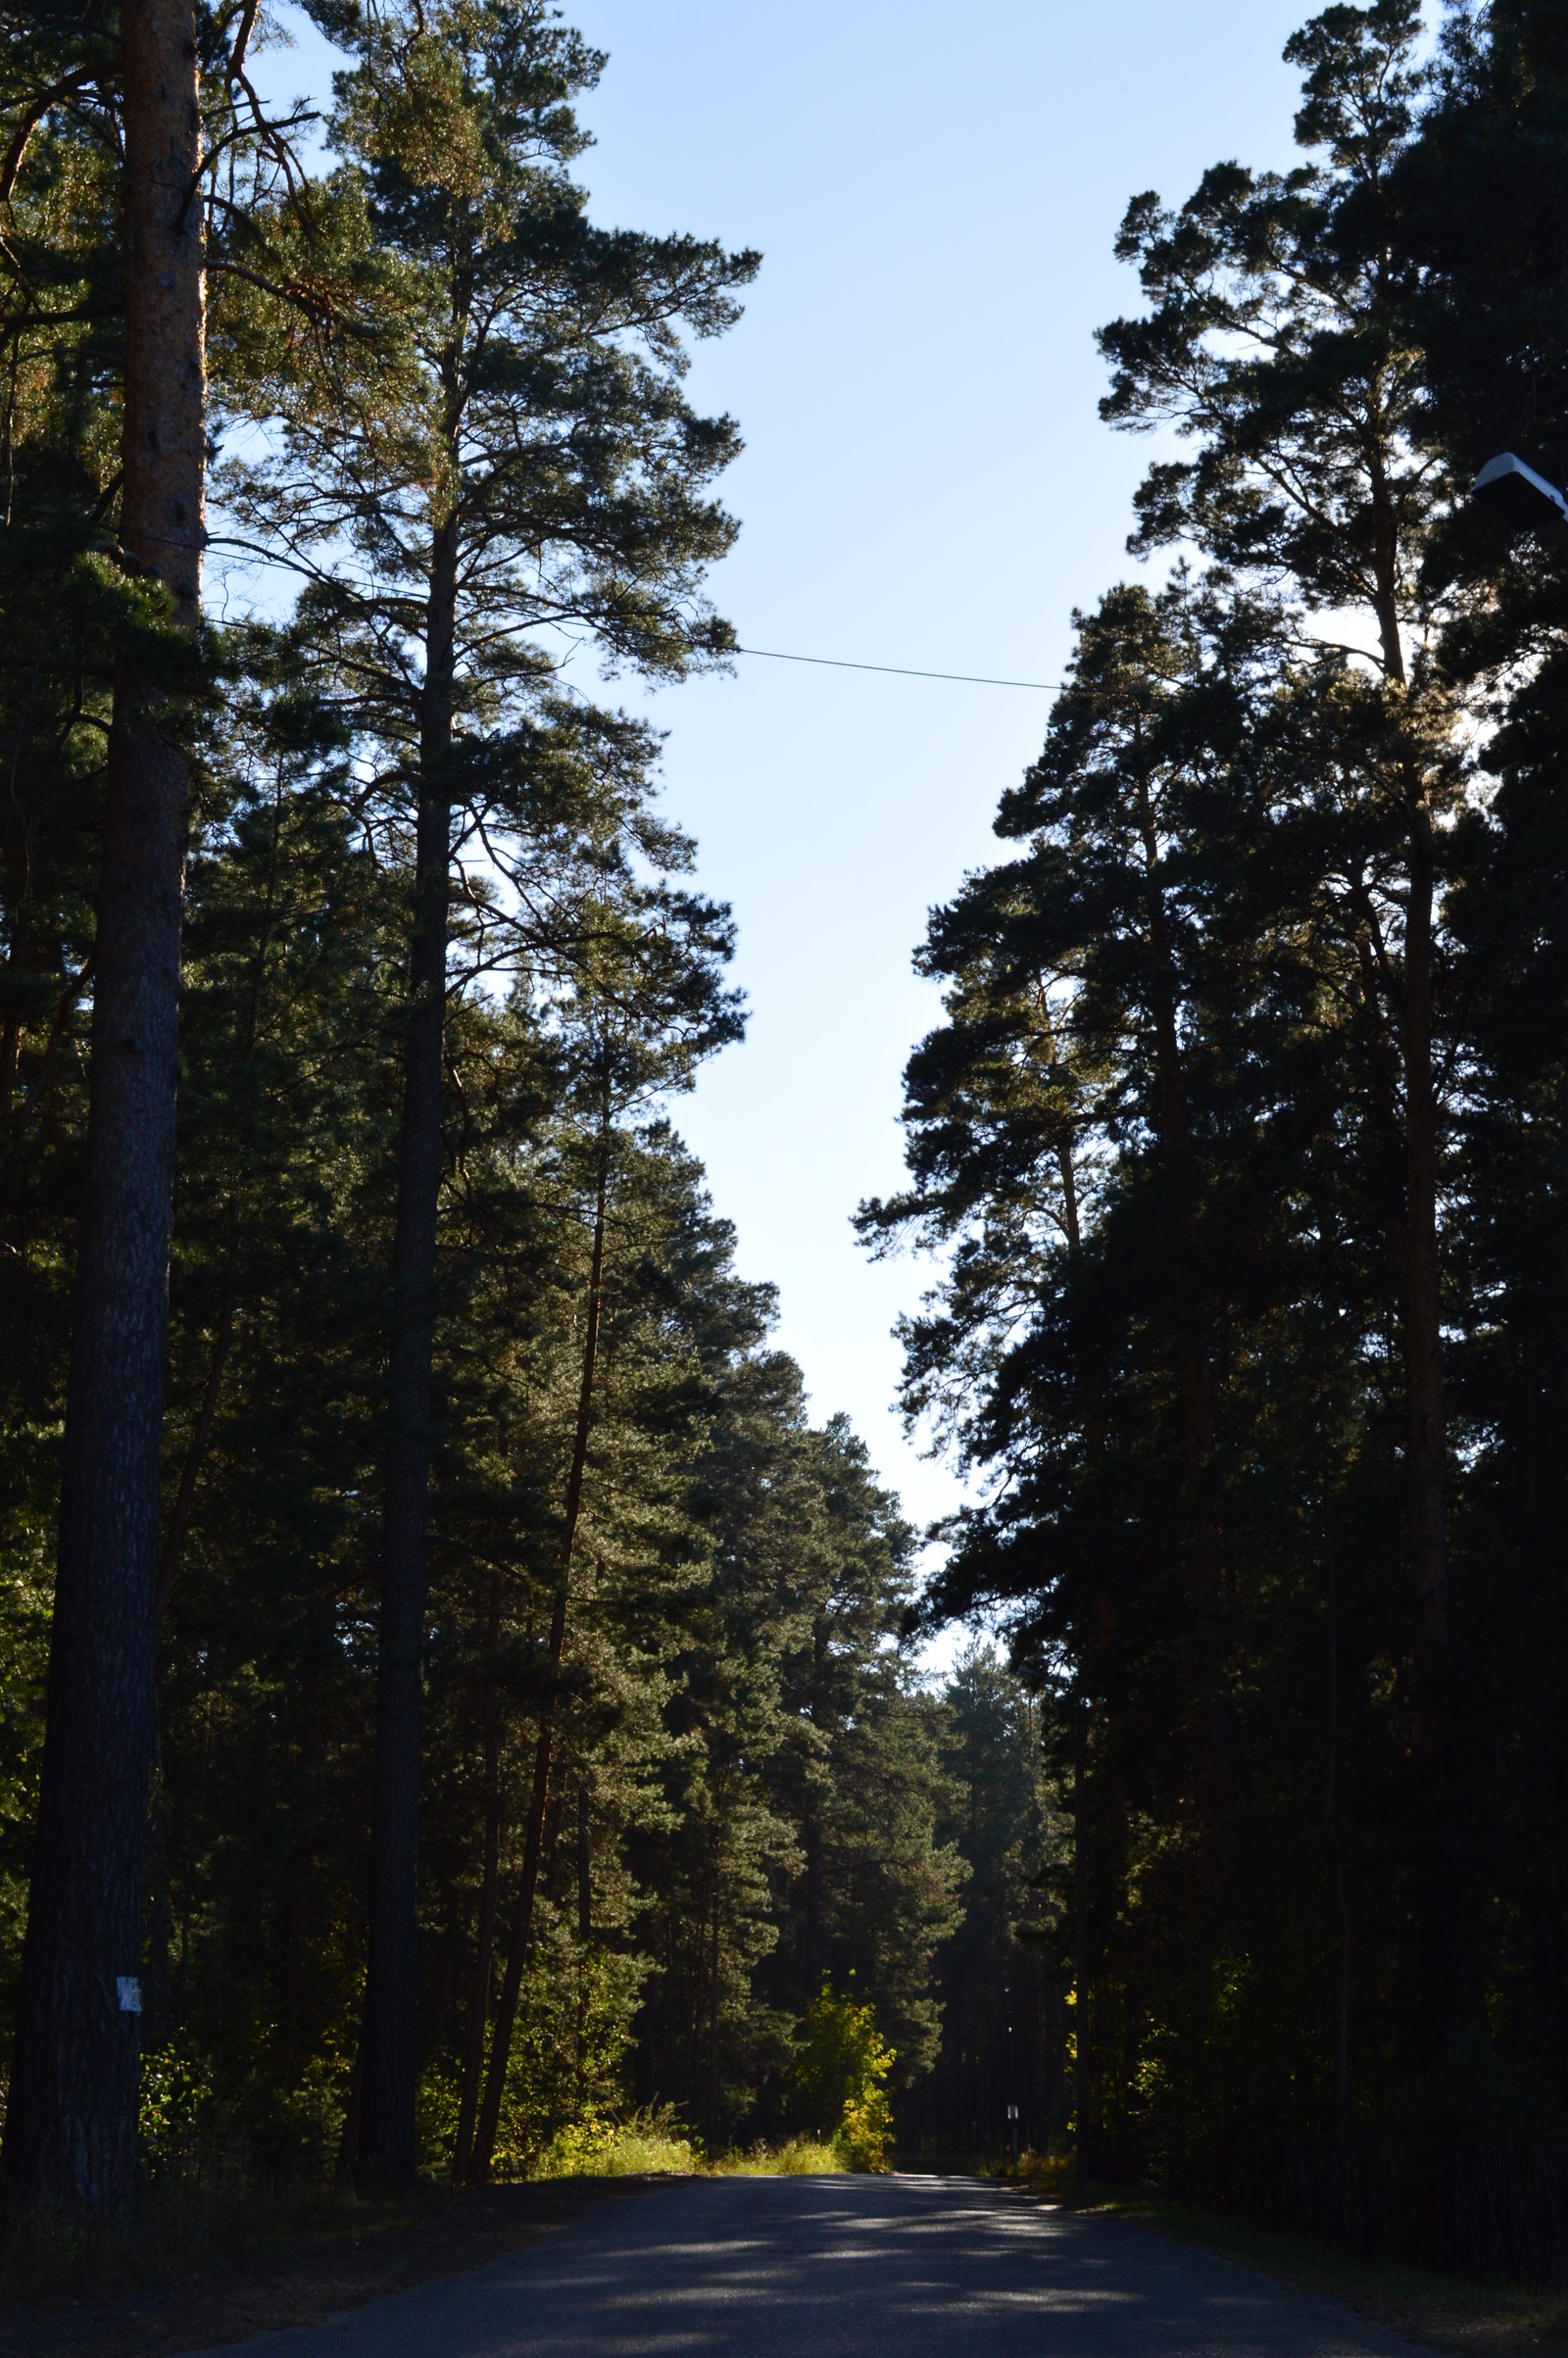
xmin=533 ymin=2109 xmax=700 ymax=2178
xmin=533 ymin=2112 xmax=850 ymax=2178
xmin=716 ymin=2137 xmax=845 ymax=2176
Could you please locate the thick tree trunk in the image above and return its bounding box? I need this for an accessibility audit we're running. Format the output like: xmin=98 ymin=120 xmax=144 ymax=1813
xmin=1 ymin=0 xmax=203 ymax=2217
xmin=355 ymin=516 xmax=459 ymax=2187
xmin=466 ymin=1148 xmax=608 ymax=2184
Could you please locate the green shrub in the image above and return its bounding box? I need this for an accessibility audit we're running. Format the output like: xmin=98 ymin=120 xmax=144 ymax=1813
xmin=788 ymin=1986 xmax=896 ymax=2171
xmin=534 ymin=2105 xmax=697 ymax=2177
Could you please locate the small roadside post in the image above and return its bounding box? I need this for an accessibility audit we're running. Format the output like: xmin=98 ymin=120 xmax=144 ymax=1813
xmin=1006 ymin=2103 xmax=1020 ymax=2172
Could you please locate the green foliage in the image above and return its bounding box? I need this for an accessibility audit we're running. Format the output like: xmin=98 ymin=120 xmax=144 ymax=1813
xmin=864 ymin=0 xmax=1568 ymax=2163
xmin=534 ymin=2105 xmax=698 ymax=2177
xmin=788 ymin=1985 xmax=896 ymax=2169
xmin=716 ymin=2136 xmax=843 ymax=2175
xmin=480 ymin=1921 xmax=647 ymax=2181
xmin=0 ymin=0 xmax=958 ymax=2210
xmin=902 ymin=1649 xmax=1068 ymax=2157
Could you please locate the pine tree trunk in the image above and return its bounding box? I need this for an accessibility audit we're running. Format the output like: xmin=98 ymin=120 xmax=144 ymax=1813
xmin=467 ymin=1143 xmax=608 ymax=2184
xmin=452 ymin=1570 xmax=504 ymax=2185
xmin=1 ymin=0 xmax=204 ymax=2216
xmin=356 ymin=515 xmax=459 ymax=2186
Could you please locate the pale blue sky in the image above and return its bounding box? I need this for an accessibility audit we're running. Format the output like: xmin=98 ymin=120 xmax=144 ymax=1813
xmin=256 ymin=1 xmax=1317 ymax=1582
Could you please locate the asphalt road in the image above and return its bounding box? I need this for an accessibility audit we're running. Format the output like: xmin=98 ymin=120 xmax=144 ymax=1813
xmin=192 ymin=2173 xmax=1424 ymax=2358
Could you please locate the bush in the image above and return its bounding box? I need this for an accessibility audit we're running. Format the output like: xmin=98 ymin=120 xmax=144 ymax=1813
xmin=836 ymin=2088 xmax=895 ymax=2174
xmin=533 ymin=2105 xmax=698 ymax=2177
xmin=789 ymin=1986 xmax=896 ymax=2172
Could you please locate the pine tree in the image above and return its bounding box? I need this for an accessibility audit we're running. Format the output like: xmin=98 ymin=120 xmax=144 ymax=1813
xmin=220 ymin=0 xmax=757 ymax=2183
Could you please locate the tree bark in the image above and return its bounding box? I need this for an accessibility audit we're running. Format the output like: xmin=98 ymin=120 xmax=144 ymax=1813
xmin=452 ymin=1568 xmax=504 ymax=2185
xmin=466 ymin=1140 xmax=608 ymax=2184
xmin=1 ymin=0 xmax=204 ymax=2217
xmin=355 ymin=514 xmax=459 ymax=2187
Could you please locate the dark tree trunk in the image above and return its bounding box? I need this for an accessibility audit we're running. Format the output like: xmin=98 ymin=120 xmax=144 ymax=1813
xmin=452 ymin=1568 xmax=504 ymax=2185
xmin=355 ymin=515 xmax=459 ymax=2187
xmin=1072 ymin=1704 xmax=1092 ymax=2152
xmin=467 ymin=1143 xmax=608 ymax=2184
xmin=576 ymin=1781 xmax=593 ymax=1944
xmin=1 ymin=0 xmax=204 ymax=2217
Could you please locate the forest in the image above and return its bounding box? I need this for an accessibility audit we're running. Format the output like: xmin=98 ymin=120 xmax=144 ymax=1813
xmin=864 ymin=0 xmax=1568 ymax=2170
xmin=4 ymin=0 xmax=1568 ymax=2243
xmin=0 ymin=0 xmax=1059 ymax=2215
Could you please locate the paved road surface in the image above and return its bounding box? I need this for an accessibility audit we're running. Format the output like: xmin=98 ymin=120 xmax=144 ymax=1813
xmin=191 ymin=2173 xmax=1423 ymax=2358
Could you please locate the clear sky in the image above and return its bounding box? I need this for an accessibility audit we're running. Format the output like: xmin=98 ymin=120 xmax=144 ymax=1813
xmin=257 ymin=0 xmax=1316 ymax=1592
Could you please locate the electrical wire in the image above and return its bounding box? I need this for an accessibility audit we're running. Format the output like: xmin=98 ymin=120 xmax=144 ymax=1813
xmin=736 ymin=645 xmax=1062 ymax=691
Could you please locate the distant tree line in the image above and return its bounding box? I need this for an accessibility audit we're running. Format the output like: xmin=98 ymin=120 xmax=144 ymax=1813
xmin=866 ymin=0 xmax=1568 ymax=2150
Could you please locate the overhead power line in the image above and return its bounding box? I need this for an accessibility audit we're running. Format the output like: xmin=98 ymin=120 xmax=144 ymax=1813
xmin=736 ymin=645 xmax=1061 ymax=691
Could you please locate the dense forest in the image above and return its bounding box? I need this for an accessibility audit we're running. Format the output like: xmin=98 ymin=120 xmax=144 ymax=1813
xmin=0 ymin=0 xmax=1055 ymax=2212
xmin=865 ymin=0 xmax=1568 ymax=2161
xmin=6 ymin=0 xmax=1568 ymax=2235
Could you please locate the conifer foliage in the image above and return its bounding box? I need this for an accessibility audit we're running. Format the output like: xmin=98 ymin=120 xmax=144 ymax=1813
xmin=0 ymin=0 xmax=961 ymax=2211
xmin=868 ymin=0 xmax=1568 ymax=2149
xmin=12 ymin=0 xmax=1568 ymax=2225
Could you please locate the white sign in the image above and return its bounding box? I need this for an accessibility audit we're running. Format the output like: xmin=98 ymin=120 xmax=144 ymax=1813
xmin=117 ymin=1977 xmax=141 ymax=2014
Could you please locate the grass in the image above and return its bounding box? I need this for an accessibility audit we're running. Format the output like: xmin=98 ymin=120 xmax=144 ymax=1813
xmin=714 ymin=2138 xmax=845 ymax=2176
xmin=521 ymin=2110 xmax=850 ymax=2181
xmin=533 ymin=2111 xmax=701 ymax=2178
